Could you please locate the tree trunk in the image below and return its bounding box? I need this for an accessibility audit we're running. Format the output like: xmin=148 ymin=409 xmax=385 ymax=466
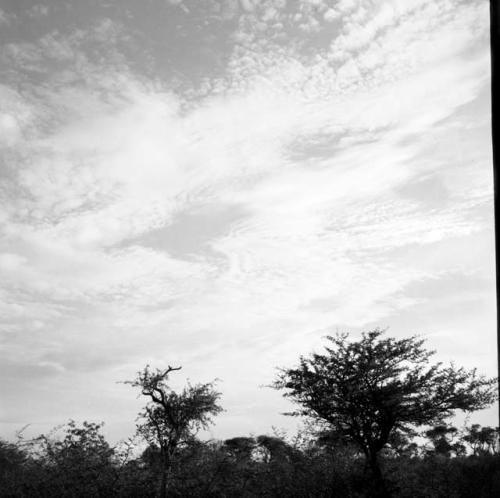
xmin=159 ymin=448 xmax=170 ymax=498
xmin=160 ymin=468 xmax=167 ymax=498
xmin=368 ymin=452 xmax=391 ymax=498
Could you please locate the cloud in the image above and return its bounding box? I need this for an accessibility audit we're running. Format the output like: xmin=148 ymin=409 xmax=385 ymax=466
xmin=0 ymin=0 xmax=495 ymax=438
xmin=324 ymin=8 xmax=340 ymax=22
xmin=0 ymin=7 xmax=14 ymax=25
xmin=337 ymin=0 xmax=358 ymax=14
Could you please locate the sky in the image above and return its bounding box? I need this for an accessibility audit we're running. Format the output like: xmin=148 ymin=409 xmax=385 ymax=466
xmin=0 ymin=0 xmax=496 ymax=443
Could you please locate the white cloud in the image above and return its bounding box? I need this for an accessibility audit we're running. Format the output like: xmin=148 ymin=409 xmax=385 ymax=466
xmin=0 ymin=7 xmax=13 ymax=25
xmin=337 ymin=0 xmax=358 ymax=14
xmin=240 ymin=0 xmax=257 ymax=12
xmin=0 ymin=253 xmax=26 ymax=272
xmin=324 ymin=8 xmax=340 ymax=21
xmin=0 ymin=0 xmax=495 ymax=439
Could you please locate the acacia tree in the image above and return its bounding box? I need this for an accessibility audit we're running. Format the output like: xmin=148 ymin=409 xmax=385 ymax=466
xmin=273 ymin=329 xmax=497 ymax=497
xmin=463 ymin=424 xmax=500 ymax=455
xmin=126 ymin=365 xmax=222 ymax=498
xmin=424 ymin=424 xmax=465 ymax=457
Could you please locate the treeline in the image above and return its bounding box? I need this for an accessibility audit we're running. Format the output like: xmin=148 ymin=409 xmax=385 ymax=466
xmin=1 ymin=329 xmax=499 ymax=497
xmin=1 ymin=420 xmax=499 ymax=497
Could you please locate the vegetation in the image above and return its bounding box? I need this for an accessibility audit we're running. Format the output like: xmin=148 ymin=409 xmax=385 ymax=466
xmin=273 ymin=329 xmax=498 ymax=496
xmin=125 ymin=365 xmax=223 ymax=498
xmin=0 ymin=330 xmax=498 ymax=497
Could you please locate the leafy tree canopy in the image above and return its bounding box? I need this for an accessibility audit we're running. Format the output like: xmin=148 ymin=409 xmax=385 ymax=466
xmin=126 ymin=365 xmax=223 ymax=498
xmin=126 ymin=365 xmax=223 ymax=449
xmin=273 ymin=329 xmax=497 ymax=481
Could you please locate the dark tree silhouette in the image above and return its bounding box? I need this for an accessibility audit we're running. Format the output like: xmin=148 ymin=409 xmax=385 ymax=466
xmin=29 ymin=421 xmax=116 ymax=496
xmin=424 ymin=424 xmax=465 ymax=457
xmin=273 ymin=329 xmax=497 ymax=497
xmin=126 ymin=365 xmax=222 ymax=498
xmin=224 ymin=436 xmax=256 ymax=460
xmin=463 ymin=424 xmax=500 ymax=456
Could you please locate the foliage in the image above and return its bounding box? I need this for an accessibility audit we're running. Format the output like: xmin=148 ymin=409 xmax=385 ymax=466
xmin=424 ymin=424 xmax=466 ymax=457
xmin=462 ymin=424 xmax=500 ymax=456
xmin=273 ymin=329 xmax=497 ymax=495
xmin=0 ymin=421 xmax=119 ymax=497
xmin=0 ymin=439 xmax=28 ymax=497
xmin=2 ymin=422 xmax=500 ymax=497
xmin=1 ymin=335 xmax=497 ymax=497
xmin=127 ymin=365 xmax=223 ymax=447
xmin=125 ymin=364 xmax=223 ymax=497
